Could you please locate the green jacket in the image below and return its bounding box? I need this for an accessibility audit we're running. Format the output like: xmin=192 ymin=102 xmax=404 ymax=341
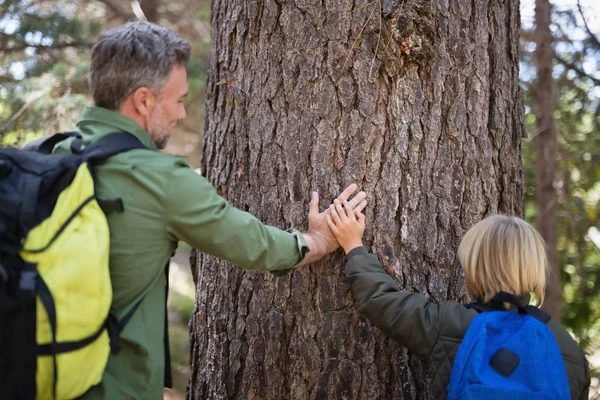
xmin=54 ymin=107 xmax=309 ymax=399
xmin=345 ymin=247 xmax=590 ymax=400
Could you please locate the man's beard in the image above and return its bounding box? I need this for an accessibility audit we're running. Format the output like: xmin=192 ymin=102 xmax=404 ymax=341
xmin=147 ymin=105 xmax=171 ymax=150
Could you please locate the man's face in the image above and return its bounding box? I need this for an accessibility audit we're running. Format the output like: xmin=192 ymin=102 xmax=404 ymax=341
xmin=147 ymin=63 xmax=188 ymax=149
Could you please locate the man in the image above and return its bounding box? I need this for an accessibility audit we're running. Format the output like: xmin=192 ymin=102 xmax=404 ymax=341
xmin=54 ymin=21 xmax=366 ymax=399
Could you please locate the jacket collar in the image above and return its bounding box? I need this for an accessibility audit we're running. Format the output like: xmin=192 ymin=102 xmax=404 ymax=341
xmin=76 ymin=106 xmax=158 ymax=151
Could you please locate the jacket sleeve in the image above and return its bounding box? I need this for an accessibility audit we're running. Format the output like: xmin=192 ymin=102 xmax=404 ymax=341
xmin=344 ymin=246 xmax=442 ymax=357
xmin=165 ymin=164 xmax=308 ymax=273
xmin=580 ymin=356 xmax=590 ymax=400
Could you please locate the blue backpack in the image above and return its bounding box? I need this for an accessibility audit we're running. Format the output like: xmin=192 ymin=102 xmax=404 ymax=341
xmin=447 ymin=292 xmax=570 ymax=400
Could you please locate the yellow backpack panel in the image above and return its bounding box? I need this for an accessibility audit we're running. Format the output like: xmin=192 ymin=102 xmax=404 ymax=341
xmin=21 ymin=163 xmax=112 ymax=400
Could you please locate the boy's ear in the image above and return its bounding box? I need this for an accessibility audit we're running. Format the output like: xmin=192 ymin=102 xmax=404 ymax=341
xmin=131 ymin=87 xmax=156 ymax=116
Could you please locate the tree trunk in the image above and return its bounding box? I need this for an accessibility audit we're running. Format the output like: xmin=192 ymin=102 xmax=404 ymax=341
xmin=140 ymin=0 xmax=159 ymax=22
xmin=190 ymin=0 xmax=524 ymax=398
xmin=534 ymin=0 xmax=560 ymax=322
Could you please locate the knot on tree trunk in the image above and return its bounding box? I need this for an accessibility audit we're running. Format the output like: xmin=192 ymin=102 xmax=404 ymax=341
xmin=382 ymin=0 xmax=436 ymax=66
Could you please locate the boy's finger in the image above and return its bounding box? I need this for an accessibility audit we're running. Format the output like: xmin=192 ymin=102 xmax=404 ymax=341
xmin=343 ymin=200 xmax=355 ymax=220
xmin=334 ymin=199 xmax=346 ymax=221
xmin=330 ymin=204 xmax=342 ymax=225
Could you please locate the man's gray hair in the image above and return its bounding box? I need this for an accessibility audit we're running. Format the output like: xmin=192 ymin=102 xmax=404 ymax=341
xmin=89 ymin=21 xmax=191 ymax=111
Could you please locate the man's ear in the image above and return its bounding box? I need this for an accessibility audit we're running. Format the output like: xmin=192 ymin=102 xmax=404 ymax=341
xmin=131 ymin=87 xmax=155 ymax=116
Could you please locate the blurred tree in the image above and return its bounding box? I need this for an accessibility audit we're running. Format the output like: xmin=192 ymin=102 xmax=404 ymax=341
xmin=534 ymin=0 xmax=561 ymax=322
xmin=140 ymin=0 xmax=158 ymax=22
xmin=549 ymin=0 xmax=600 ymax=349
xmin=190 ymin=0 xmax=524 ymax=398
xmin=96 ymin=0 xmax=135 ymax=20
xmin=521 ymin=0 xmax=600 ymax=347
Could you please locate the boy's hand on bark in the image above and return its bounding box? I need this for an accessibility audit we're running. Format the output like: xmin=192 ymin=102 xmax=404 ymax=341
xmin=326 ymin=198 xmax=365 ymax=254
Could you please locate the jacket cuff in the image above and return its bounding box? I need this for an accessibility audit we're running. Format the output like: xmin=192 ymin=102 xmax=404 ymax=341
xmin=288 ymin=228 xmax=309 ymax=260
xmin=346 ymin=246 xmax=370 ymax=261
xmin=270 ymin=229 xmax=309 ymax=277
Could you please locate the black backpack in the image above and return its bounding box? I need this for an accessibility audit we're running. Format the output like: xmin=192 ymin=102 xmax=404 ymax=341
xmin=0 ymin=132 xmax=147 ymax=399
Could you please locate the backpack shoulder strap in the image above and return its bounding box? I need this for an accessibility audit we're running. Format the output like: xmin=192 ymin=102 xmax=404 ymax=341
xmin=80 ymin=133 xmax=148 ymax=216
xmin=464 ymin=303 xmax=491 ymax=313
xmin=466 ymin=291 xmax=551 ymax=324
xmin=491 ymin=291 xmax=551 ymax=323
xmin=80 ymin=132 xmax=147 ymax=161
xmin=521 ymin=305 xmax=551 ymax=323
xmin=23 ymin=132 xmax=80 ymax=154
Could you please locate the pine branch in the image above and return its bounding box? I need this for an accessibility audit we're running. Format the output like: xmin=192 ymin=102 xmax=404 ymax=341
xmin=520 ymin=29 xmax=536 ymax=43
xmin=555 ymin=55 xmax=600 ymax=86
xmin=577 ymin=0 xmax=600 ymax=50
xmin=0 ymin=41 xmax=92 ymax=55
xmin=0 ymin=89 xmax=51 ymax=135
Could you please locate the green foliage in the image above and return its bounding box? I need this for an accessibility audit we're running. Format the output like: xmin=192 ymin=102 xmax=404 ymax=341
xmin=0 ymin=129 xmax=44 ymax=146
xmin=0 ymin=0 xmax=96 ymax=141
xmin=168 ymin=290 xmax=195 ymax=324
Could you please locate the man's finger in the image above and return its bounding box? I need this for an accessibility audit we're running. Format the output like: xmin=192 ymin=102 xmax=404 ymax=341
xmin=354 ymin=199 xmax=368 ymax=213
xmin=334 ymin=199 xmax=347 ymax=221
xmin=308 ymin=191 xmax=319 ymax=219
xmin=343 ymin=200 xmax=356 ymax=220
xmin=326 ymin=214 xmax=338 ymax=233
xmin=329 ymin=204 xmax=342 ymax=225
xmin=356 ymin=211 xmax=365 ymax=224
xmin=336 ymin=183 xmax=358 ymax=203
xmin=345 ymin=191 xmax=367 ymax=210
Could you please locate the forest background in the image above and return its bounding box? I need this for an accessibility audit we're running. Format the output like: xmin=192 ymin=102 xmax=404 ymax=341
xmin=1 ymin=0 xmax=599 ymax=398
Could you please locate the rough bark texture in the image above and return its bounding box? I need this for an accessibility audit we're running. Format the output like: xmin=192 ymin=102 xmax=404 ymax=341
xmin=534 ymin=0 xmax=560 ymax=322
xmin=190 ymin=0 xmax=525 ymax=398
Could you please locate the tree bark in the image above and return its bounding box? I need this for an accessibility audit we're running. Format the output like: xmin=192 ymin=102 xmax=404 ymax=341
xmin=534 ymin=0 xmax=560 ymax=322
xmin=190 ymin=0 xmax=524 ymax=398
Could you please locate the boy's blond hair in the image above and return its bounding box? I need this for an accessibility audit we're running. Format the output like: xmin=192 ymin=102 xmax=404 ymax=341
xmin=457 ymin=215 xmax=548 ymax=306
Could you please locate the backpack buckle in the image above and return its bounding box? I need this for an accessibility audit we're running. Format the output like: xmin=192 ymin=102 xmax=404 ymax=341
xmin=97 ymin=198 xmax=124 ymax=215
xmin=70 ymin=137 xmax=84 ymax=154
xmin=17 ymin=263 xmax=37 ymax=298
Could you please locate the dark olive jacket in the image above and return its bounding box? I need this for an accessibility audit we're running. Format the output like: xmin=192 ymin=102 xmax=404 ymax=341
xmin=345 ymin=247 xmax=590 ymax=400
